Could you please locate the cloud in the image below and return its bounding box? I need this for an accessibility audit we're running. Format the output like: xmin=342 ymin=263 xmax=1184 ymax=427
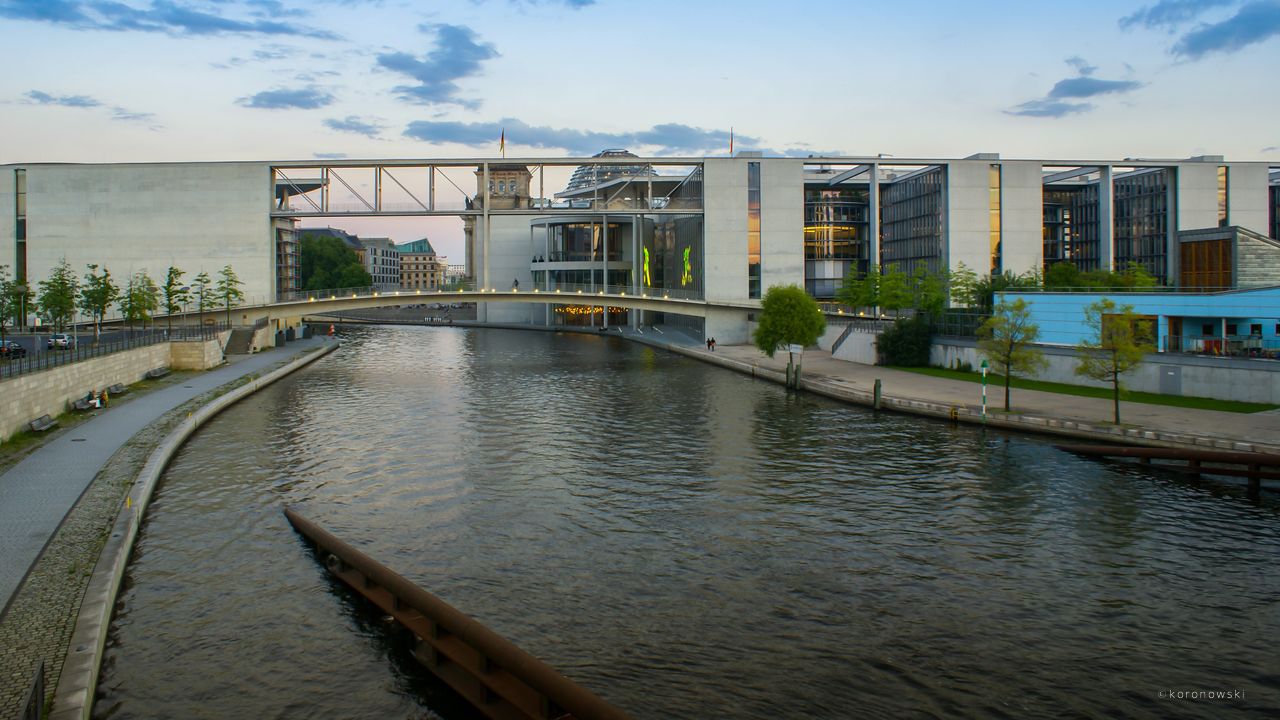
xmin=1262 ymin=145 xmax=1278 ymax=153
xmin=1004 ymin=99 xmax=1094 ymax=118
xmin=313 ymin=152 xmax=348 ymax=159
xmin=110 ymin=107 xmax=157 ymax=123
xmin=1064 ymin=56 xmax=1097 ymax=76
xmin=1172 ymin=0 xmax=1280 ymax=58
xmin=403 ymin=118 xmax=759 ymax=155
xmin=476 ymin=0 xmax=596 ymax=6
xmin=1047 ymin=76 xmax=1142 ymax=99
xmin=376 ymin=23 xmax=498 ymax=108
xmin=323 ymin=115 xmax=385 ymax=137
xmin=1006 ymin=58 xmax=1141 ymax=118
xmin=1119 ymin=0 xmax=1235 ymax=29
xmin=25 ymin=89 xmax=101 ymax=107
xmin=0 ymin=0 xmax=340 ymax=39
xmin=237 ymin=86 xmax=334 ymax=109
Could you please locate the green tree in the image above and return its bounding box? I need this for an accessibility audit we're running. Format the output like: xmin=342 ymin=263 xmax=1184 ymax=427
xmin=977 ymin=298 xmax=1048 ymax=412
xmin=877 ymin=264 xmax=913 ymax=317
xmin=38 ymin=258 xmax=79 ymax=332
xmin=119 ymin=271 xmax=160 ymax=331
xmin=192 ymin=271 xmax=214 ymax=320
xmin=162 ymin=266 xmax=190 ymax=333
xmin=876 ymin=315 xmax=932 ymax=366
xmin=1044 ymin=262 xmax=1081 ymax=290
xmin=1116 ymin=261 xmax=1159 ymax=289
xmin=911 ymin=264 xmax=950 ymax=317
xmin=1075 ymin=298 xmax=1155 ymax=424
xmin=753 ymin=284 xmax=826 ymax=388
xmin=0 ymin=264 xmax=23 ymax=345
xmin=973 ymin=270 xmax=1038 ymax=315
xmin=836 ymin=264 xmax=880 ymax=310
xmin=950 ymin=262 xmax=980 ymax=308
xmin=79 ymin=263 xmax=120 ymax=343
xmin=299 ymin=234 xmax=372 ymax=291
xmin=215 ymin=264 xmax=245 ymax=326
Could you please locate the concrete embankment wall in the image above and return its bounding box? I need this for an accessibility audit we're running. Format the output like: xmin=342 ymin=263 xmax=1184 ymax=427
xmin=53 ymin=341 xmax=338 ymax=720
xmin=0 ymin=337 xmax=227 ymax=441
xmin=832 ymin=329 xmax=1280 ymax=404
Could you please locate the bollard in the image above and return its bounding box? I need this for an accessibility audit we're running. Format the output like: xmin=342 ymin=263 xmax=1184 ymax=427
xmin=949 ymin=406 xmax=959 ymax=421
xmin=873 ymin=378 xmax=882 ymax=410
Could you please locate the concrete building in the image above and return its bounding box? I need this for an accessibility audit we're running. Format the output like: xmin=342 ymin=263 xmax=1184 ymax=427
xmin=4 ymin=154 xmax=1279 ymax=343
xmin=358 ymin=237 xmax=400 ymax=291
xmin=398 ymin=237 xmax=446 ymax=290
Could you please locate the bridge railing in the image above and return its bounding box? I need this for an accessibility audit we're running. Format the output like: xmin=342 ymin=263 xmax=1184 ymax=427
xmin=277 ymin=282 xmax=704 ymax=303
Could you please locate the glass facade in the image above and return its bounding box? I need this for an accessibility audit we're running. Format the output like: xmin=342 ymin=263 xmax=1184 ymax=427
xmin=643 ymin=214 xmax=703 ymax=294
xmin=1113 ymin=168 xmax=1172 ymax=283
xmin=1217 ymin=166 xmax=1229 ymax=227
xmin=803 ymin=186 xmax=869 ymax=298
xmin=1270 ymin=184 xmax=1279 ymax=241
xmin=747 ymin=162 xmax=761 ymax=299
xmin=880 ymin=167 xmax=946 ymax=276
xmin=546 ymin=221 xmax=625 ymax=262
xmin=14 ymin=169 xmax=25 ymax=282
xmin=989 ymin=164 xmax=1002 ymax=275
xmin=1043 ymin=184 xmax=1100 ymax=271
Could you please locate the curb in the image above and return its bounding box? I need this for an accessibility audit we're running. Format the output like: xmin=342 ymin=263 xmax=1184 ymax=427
xmin=50 ymin=341 xmax=339 ymax=720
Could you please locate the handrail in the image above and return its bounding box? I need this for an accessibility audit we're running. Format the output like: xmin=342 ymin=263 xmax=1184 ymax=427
xmin=284 ymin=508 xmax=631 ymax=720
xmin=19 ymin=659 xmax=44 ymax=720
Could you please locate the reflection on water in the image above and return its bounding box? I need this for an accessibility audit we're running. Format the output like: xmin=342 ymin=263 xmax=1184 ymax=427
xmin=96 ymin=326 xmax=1280 ymax=719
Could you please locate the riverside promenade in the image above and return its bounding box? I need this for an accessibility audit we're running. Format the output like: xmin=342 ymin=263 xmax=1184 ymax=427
xmin=0 ymin=337 xmax=333 ymax=718
xmin=657 ymin=339 xmax=1280 ymax=456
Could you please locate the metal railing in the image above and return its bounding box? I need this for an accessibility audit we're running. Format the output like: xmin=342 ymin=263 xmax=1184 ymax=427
xmin=1164 ymin=334 xmax=1279 ymax=359
xmin=279 ymin=282 xmax=705 ymax=303
xmin=284 ymin=509 xmax=631 ymax=720
xmin=18 ymin=660 xmax=43 ymax=720
xmin=0 ymin=324 xmax=226 ymax=381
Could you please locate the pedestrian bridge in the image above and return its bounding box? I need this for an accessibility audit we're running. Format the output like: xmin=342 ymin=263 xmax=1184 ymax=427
xmin=242 ymin=282 xmax=758 ymax=322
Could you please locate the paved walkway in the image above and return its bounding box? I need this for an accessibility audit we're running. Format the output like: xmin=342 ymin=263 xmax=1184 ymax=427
xmin=633 ymin=333 xmax=1280 ymax=454
xmin=0 ymin=337 xmax=330 ymax=617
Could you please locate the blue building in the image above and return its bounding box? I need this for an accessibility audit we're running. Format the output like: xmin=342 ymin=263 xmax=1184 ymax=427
xmin=1003 ymin=287 xmax=1280 ymax=358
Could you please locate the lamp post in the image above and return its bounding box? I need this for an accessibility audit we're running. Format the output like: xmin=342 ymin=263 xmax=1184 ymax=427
xmin=179 ymin=286 xmax=190 ymax=333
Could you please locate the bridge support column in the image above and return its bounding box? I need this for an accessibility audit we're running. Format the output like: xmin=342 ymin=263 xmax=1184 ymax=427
xmin=704 ymin=307 xmax=751 ymax=345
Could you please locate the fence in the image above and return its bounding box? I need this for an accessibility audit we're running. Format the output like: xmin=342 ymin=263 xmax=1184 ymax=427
xmin=0 ymin=324 xmax=226 ymax=381
xmin=1163 ymin=334 xmax=1280 ymax=359
xmin=18 ymin=660 xmax=43 ymax=720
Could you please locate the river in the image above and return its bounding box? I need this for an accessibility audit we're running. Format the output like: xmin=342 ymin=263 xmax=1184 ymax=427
xmin=94 ymin=325 xmax=1279 ymax=718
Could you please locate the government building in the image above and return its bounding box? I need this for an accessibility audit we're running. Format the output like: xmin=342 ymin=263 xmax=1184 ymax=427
xmin=3 ymin=153 xmax=1278 ymax=342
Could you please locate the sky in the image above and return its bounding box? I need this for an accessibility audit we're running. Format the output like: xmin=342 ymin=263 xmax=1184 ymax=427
xmin=3 ymin=0 xmax=1279 ymax=256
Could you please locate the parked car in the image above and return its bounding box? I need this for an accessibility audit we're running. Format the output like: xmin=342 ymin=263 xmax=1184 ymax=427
xmin=0 ymin=340 xmax=26 ymax=358
xmin=47 ymin=333 xmax=75 ymax=349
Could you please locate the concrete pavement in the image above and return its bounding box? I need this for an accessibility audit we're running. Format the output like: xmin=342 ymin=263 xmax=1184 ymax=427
xmin=0 ymin=337 xmax=330 ymax=619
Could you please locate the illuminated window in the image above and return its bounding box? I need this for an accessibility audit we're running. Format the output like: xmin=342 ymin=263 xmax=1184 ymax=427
xmin=989 ymin=164 xmax=1002 ymax=275
xmin=747 ymin=162 xmax=761 ymax=298
xmin=1217 ymin=166 xmax=1229 ymax=227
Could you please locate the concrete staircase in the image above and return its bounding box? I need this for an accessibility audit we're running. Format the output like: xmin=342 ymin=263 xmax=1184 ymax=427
xmin=225 ymin=328 xmax=254 ymax=355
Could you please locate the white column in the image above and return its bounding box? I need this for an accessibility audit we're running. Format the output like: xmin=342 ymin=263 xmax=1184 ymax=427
xmin=1098 ymin=166 xmax=1114 ymax=271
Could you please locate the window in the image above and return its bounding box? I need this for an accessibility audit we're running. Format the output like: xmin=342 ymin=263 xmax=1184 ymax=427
xmin=1217 ymin=166 xmax=1229 ymax=227
xmin=1251 ymin=324 xmax=1262 ymax=336
xmin=1202 ymin=324 xmax=1213 ymax=336
xmin=747 ymin=162 xmax=761 ymax=299
xmin=489 ymin=180 xmax=494 ymax=193
xmin=989 ymin=164 xmax=1002 ymax=275
xmin=1226 ymin=324 xmax=1238 ymax=336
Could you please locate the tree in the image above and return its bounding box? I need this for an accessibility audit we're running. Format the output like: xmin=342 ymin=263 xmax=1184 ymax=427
xmin=1044 ymin=262 xmax=1080 ymax=290
xmin=38 ymin=258 xmax=79 ymax=332
xmin=162 ymin=266 xmax=190 ymax=333
xmin=1075 ymin=298 xmax=1155 ymax=424
xmin=299 ymin=234 xmax=372 ymax=291
xmin=192 ymin=271 xmax=214 ymax=320
xmin=215 ymin=265 xmax=245 ymax=326
xmin=977 ymin=298 xmax=1048 ymax=412
xmin=911 ymin=264 xmax=950 ymax=317
xmin=836 ymin=264 xmax=880 ymax=310
xmin=877 ymin=264 xmax=913 ymax=317
xmin=0 ymin=264 xmax=22 ymax=344
xmin=753 ymin=284 xmax=826 ymax=388
xmin=950 ymin=262 xmax=980 ymax=308
xmin=79 ymin=263 xmax=120 ymax=343
xmin=119 ymin=271 xmax=160 ymax=331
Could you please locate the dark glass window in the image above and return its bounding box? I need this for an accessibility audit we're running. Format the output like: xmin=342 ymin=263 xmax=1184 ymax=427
xmin=880 ymin=167 xmax=945 ymax=277
xmin=1113 ymin=168 xmax=1172 ymax=283
xmin=747 ymin=162 xmax=761 ymax=299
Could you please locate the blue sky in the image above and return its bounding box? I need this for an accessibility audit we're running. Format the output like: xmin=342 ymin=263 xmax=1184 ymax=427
xmin=3 ymin=0 xmax=1279 ymax=252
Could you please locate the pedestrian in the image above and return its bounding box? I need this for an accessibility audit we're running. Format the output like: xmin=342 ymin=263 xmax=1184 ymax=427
xmin=706 ymin=338 xmax=712 ymax=350
xmin=711 ymin=337 xmax=716 ymax=351
xmin=513 ymin=278 xmax=519 ymax=290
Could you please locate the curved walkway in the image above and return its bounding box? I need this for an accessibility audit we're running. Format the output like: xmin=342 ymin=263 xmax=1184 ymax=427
xmin=0 ymin=337 xmax=331 ymax=618
xmin=659 ymin=339 xmax=1280 ymax=455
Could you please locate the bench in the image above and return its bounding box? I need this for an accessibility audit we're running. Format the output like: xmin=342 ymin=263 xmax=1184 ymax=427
xmin=72 ymin=396 xmax=96 ymax=412
xmin=107 ymin=383 xmax=129 ymax=396
xmin=28 ymin=415 xmax=58 ymax=433
xmin=144 ymin=367 xmax=170 ymax=380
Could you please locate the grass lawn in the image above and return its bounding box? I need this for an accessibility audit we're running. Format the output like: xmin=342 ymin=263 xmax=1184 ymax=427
xmin=895 ymin=366 xmax=1280 ymax=414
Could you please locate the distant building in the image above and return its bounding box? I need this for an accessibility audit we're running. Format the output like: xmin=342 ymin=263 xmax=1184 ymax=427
xmin=359 ymin=237 xmax=400 ymax=290
xmin=397 ymin=237 xmax=446 ymax=290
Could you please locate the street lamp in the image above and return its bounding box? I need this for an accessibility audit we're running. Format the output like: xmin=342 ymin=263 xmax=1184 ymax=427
xmin=179 ymin=286 xmax=190 ymax=332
